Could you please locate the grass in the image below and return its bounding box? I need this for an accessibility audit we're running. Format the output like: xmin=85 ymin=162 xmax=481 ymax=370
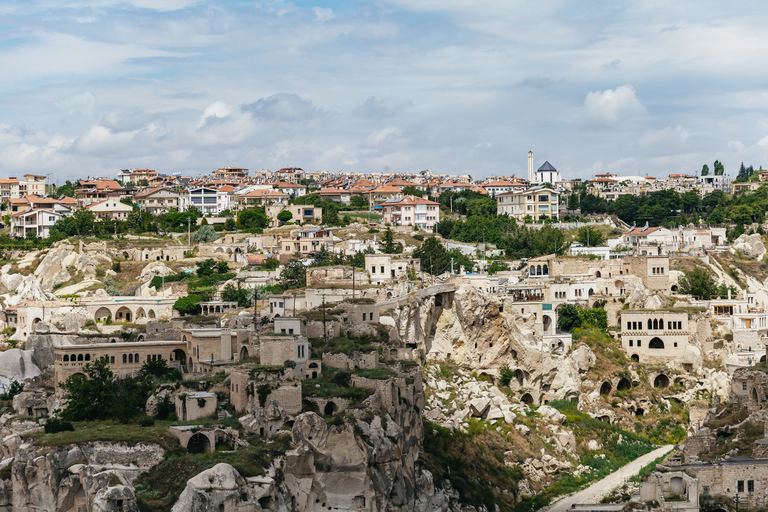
xmin=421 ymin=419 xmax=521 ymax=512
xmin=135 ymin=434 xmax=291 ymax=512
xmin=25 ymin=421 xmax=179 ymax=450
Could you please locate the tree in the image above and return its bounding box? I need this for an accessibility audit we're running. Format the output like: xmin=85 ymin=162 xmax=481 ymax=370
xmin=677 ymin=267 xmax=718 ymax=300
xmin=413 ymin=236 xmax=473 ymax=275
xmin=701 ymin=164 xmax=709 ymax=177
xmin=277 ymin=210 xmax=293 ymax=223
xmin=557 ymin=304 xmax=582 ymax=332
xmin=350 ymin=247 xmax=374 ymax=268
xmin=193 ymin=224 xmax=219 ymax=242
xmin=487 ymin=260 xmax=509 ymax=275
xmin=60 ymin=359 xmax=119 ymax=422
xmin=237 ymin=209 xmax=269 ymax=230
xmin=350 ymin=196 xmax=369 ymax=208
xmin=216 ymin=261 xmax=229 ymax=274
xmin=401 ymin=186 xmax=425 ymax=198
xmin=680 ymin=190 xmax=701 ymax=214
xmin=224 ymin=218 xmax=236 ymax=231
xmin=714 ymin=160 xmax=725 ymax=176
xmin=380 ymin=227 xmax=400 ymax=254
xmin=222 ymin=283 xmax=253 ymax=308
xmin=173 ymin=294 xmax=203 ymax=316
xmin=261 ymin=257 xmax=279 ymax=270
xmin=56 ymin=180 xmax=76 ymax=197
xmin=196 ymin=259 xmax=216 ymax=277
xmin=311 ymin=245 xmax=334 ymax=266
xmin=280 ymin=259 xmax=307 ymax=289
xmin=576 ymin=226 xmax=605 ymax=247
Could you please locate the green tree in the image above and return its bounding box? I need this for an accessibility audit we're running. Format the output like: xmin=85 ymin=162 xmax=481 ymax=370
xmin=714 ymin=160 xmax=725 ymax=176
xmin=277 ymin=210 xmax=293 ymax=223
xmin=557 ymin=304 xmax=582 ymax=332
xmin=173 ymin=294 xmax=203 ymax=316
xmin=193 ymin=224 xmax=219 ymax=242
xmin=576 ymin=226 xmax=605 ymax=247
xmin=350 ymin=196 xmax=369 ymax=208
xmin=680 ymin=190 xmax=701 ymax=214
xmin=60 ymin=359 xmax=118 ymax=422
xmin=380 ymin=227 xmax=400 ymax=254
xmin=196 ymin=259 xmax=216 ymax=277
xmin=401 ymin=186 xmax=425 ymax=197
xmin=237 ymin=208 xmax=269 ymax=229
xmin=216 ymin=261 xmax=229 ymax=274
xmin=261 ymin=257 xmax=279 ymax=270
xmin=677 ymin=267 xmax=718 ymax=300
xmin=222 ymin=282 xmax=253 ymax=308
xmin=280 ymin=258 xmax=307 ymax=289
xmin=311 ymin=245 xmax=334 ymax=266
xmin=224 ymin=218 xmax=236 ymax=231
xmin=350 ymin=247 xmax=374 ymax=268
xmin=487 ymin=260 xmax=509 ymax=275
xmin=56 ymin=180 xmax=76 ymax=197
xmin=700 ymin=164 xmax=709 ymax=177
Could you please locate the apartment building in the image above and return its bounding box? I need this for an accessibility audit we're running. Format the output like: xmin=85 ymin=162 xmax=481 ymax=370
xmin=85 ymin=197 xmax=134 ymax=220
xmin=134 ymin=187 xmax=180 ymax=214
xmin=11 ymin=203 xmax=72 ymax=239
xmin=180 ymin=187 xmax=219 ymax=215
xmin=496 ymin=186 xmax=560 ymax=221
xmin=380 ymin=195 xmax=440 ymax=231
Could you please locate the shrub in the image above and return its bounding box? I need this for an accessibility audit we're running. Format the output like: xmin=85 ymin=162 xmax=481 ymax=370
xmin=44 ymin=418 xmax=75 ymax=434
xmin=499 ymin=364 xmax=515 ymax=387
xmin=104 ymin=276 xmax=115 ymax=287
xmin=112 ymin=262 xmax=121 ymax=273
xmin=154 ymin=394 xmax=176 ymax=421
xmin=138 ymin=416 xmax=155 ymax=427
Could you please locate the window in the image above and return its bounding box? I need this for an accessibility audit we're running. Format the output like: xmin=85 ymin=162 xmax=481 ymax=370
xmin=629 ymin=340 xmax=633 ymax=347
xmin=381 ymin=266 xmax=384 ymax=273
xmin=637 ymin=340 xmax=641 ymax=347
xmin=749 ymin=480 xmax=754 ymax=493
xmin=738 ymin=481 xmax=745 ymax=493
xmin=743 ymin=382 xmax=748 ymax=391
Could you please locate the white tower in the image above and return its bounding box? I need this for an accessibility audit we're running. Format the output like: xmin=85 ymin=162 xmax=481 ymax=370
xmin=528 ymin=151 xmax=534 ymax=183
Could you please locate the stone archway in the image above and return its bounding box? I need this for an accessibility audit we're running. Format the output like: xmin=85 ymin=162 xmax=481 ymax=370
xmin=187 ymin=433 xmax=211 ymax=454
xmin=600 ymin=381 xmax=612 ymax=395
xmin=631 ymin=354 xmax=639 ymax=362
xmin=148 ymin=310 xmax=156 ymax=319
xmin=617 ymin=377 xmax=631 ymax=391
xmin=520 ymin=393 xmax=534 ymax=405
xmin=542 ymin=314 xmax=553 ymax=335
xmin=240 ymin=346 xmax=249 ymax=360
xmin=324 ymin=401 xmax=338 ymax=416
xmin=649 ymin=337 xmax=664 ymax=349
xmin=136 ymin=308 xmax=146 ymax=319
xmin=115 ymin=307 xmax=132 ymax=322
xmin=172 ymin=349 xmax=187 ymax=366
xmin=94 ymin=307 xmax=112 ymax=322
xmin=654 ymin=374 xmax=669 ymax=388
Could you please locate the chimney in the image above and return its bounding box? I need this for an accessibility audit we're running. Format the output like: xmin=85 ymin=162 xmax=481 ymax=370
xmin=221 ymin=328 xmax=232 ymax=361
xmin=528 ymin=151 xmax=534 ymax=183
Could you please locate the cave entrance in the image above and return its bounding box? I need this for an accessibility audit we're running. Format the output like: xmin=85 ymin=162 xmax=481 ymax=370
xmin=654 ymin=374 xmax=669 ymax=388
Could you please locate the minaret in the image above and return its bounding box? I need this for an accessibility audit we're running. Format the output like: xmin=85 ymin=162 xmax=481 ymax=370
xmin=528 ymin=151 xmax=534 ymax=183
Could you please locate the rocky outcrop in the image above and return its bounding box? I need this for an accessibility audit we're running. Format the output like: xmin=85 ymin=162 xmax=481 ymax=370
xmin=171 ymin=463 xmax=251 ymax=512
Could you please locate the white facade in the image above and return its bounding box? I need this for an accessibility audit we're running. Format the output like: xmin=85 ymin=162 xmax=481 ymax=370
xmin=11 ymin=204 xmax=72 ymax=239
xmin=496 ymin=187 xmax=560 ymax=221
xmin=181 ymin=187 xmax=219 ymax=215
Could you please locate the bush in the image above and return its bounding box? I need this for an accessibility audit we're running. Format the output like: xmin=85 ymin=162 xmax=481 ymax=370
xmin=193 ymin=225 xmax=219 ymax=243
xmin=112 ymin=262 xmax=121 ymax=273
xmin=154 ymin=394 xmax=176 ymax=421
xmin=499 ymin=364 xmax=515 ymax=387
xmin=44 ymin=418 xmax=75 ymax=434
xmin=138 ymin=416 xmax=155 ymax=427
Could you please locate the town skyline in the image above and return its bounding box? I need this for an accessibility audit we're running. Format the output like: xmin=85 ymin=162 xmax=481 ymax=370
xmin=2 ymin=1 xmax=768 ymax=180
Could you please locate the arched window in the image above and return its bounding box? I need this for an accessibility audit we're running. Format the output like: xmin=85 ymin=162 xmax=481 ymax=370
xmin=63 ymin=355 xmax=69 ymax=362
xmin=84 ymin=354 xmax=90 ymax=361
xmin=649 ymin=337 xmax=664 ymax=349
xmin=128 ymin=354 xmax=133 ymax=363
xmin=77 ymin=354 xmax=84 ymax=361
xmin=135 ymin=353 xmax=139 ymax=363
xmin=123 ymin=354 xmax=127 ymax=363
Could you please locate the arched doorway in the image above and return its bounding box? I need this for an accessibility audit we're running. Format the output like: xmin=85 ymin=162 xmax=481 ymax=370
xmin=520 ymin=393 xmax=534 ymax=405
xmin=595 ymin=271 xmax=601 ymax=278
xmin=240 ymin=346 xmax=249 ymax=360
xmin=542 ymin=315 xmax=552 ymax=334
xmin=172 ymin=349 xmax=186 ymax=367
xmin=631 ymin=354 xmax=639 ymax=362
xmin=187 ymin=433 xmax=211 ymax=454
xmin=136 ymin=308 xmax=146 ymax=319
xmin=649 ymin=337 xmax=664 ymax=349
xmin=115 ymin=307 xmax=132 ymax=322
xmin=324 ymin=402 xmax=337 ymax=416
xmin=69 ymin=372 xmax=87 ymax=381
xmin=515 ymin=369 xmax=526 ymax=386
xmin=94 ymin=307 xmax=112 ymax=321
xmin=148 ymin=310 xmax=156 ymax=319
xmin=752 ymin=388 xmax=758 ymax=402
xmin=617 ymin=378 xmax=631 ymax=391
xmin=654 ymin=374 xmax=669 ymax=388
xmin=600 ymin=381 xmax=612 ymax=395
xmin=635 ymin=408 xmax=644 ymax=416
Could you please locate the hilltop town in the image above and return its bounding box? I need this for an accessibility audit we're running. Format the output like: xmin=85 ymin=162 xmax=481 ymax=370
xmin=0 ymin=158 xmax=768 ymax=512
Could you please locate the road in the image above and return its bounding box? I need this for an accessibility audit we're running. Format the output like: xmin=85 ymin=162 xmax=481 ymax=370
xmin=544 ymin=445 xmax=674 ymax=512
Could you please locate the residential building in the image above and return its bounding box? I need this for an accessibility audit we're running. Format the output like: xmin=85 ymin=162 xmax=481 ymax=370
xmin=20 ymin=175 xmax=47 ymax=196
xmin=181 ymin=187 xmax=219 ymax=215
xmin=237 ymin=188 xmax=289 ymax=207
xmin=85 ymin=197 xmax=134 ymax=220
xmin=380 ymin=195 xmax=440 ymax=231
xmin=272 ymin=181 xmax=307 ymax=198
xmin=134 ymin=188 xmax=180 ymax=214
xmin=217 ymin=185 xmax=236 ymax=213
xmin=365 ymin=254 xmax=420 ymax=284
xmin=212 ymin=167 xmax=248 ymax=180
xmin=0 ymin=178 xmax=19 ymax=205
xmin=496 ymin=186 xmax=560 ymax=221
xmin=75 ymin=179 xmax=123 ymax=208
xmin=281 ymin=227 xmax=336 ymax=255
xmin=317 ymin=188 xmax=351 ymax=205
xmin=265 ymin=204 xmax=322 ymax=227
xmin=11 ymin=204 xmax=72 ymax=239
xmin=620 ymin=310 xmax=690 ymax=363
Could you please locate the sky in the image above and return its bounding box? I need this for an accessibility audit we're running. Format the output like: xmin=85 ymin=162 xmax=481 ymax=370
xmin=2 ymin=1 xmax=768 ymax=183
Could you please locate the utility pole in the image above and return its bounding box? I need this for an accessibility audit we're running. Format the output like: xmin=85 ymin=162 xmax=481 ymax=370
xmin=187 ymin=216 xmax=191 ymax=246
xmin=253 ymin=287 xmax=260 ymax=346
xmin=450 ymin=257 xmax=454 ymax=275
xmin=352 ymin=265 xmax=356 ymax=299
xmin=322 ymin=294 xmax=327 ymax=344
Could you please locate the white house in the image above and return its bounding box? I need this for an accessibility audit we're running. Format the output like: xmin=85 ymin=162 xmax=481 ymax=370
xmin=11 ymin=204 xmax=72 ymax=239
xmin=181 ymin=187 xmax=219 ymax=215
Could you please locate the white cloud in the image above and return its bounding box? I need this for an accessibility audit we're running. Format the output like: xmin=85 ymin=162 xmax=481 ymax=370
xmin=582 ymin=84 xmax=647 ymax=127
xmin=638 ymin=125 xmax=690 ymax=148
xmin=54 ymin=92 xmax=97 ymax=116
xmin=312 ymin=6 xmax=335 ymax=23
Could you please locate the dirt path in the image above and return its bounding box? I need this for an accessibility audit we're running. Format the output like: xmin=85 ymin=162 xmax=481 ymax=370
xmin=544 ymin=445 xmax=673 ymax=512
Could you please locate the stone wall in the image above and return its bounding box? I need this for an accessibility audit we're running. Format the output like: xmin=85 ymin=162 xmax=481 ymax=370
xmin=322 ymin=351 xmax=379 ymax=370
